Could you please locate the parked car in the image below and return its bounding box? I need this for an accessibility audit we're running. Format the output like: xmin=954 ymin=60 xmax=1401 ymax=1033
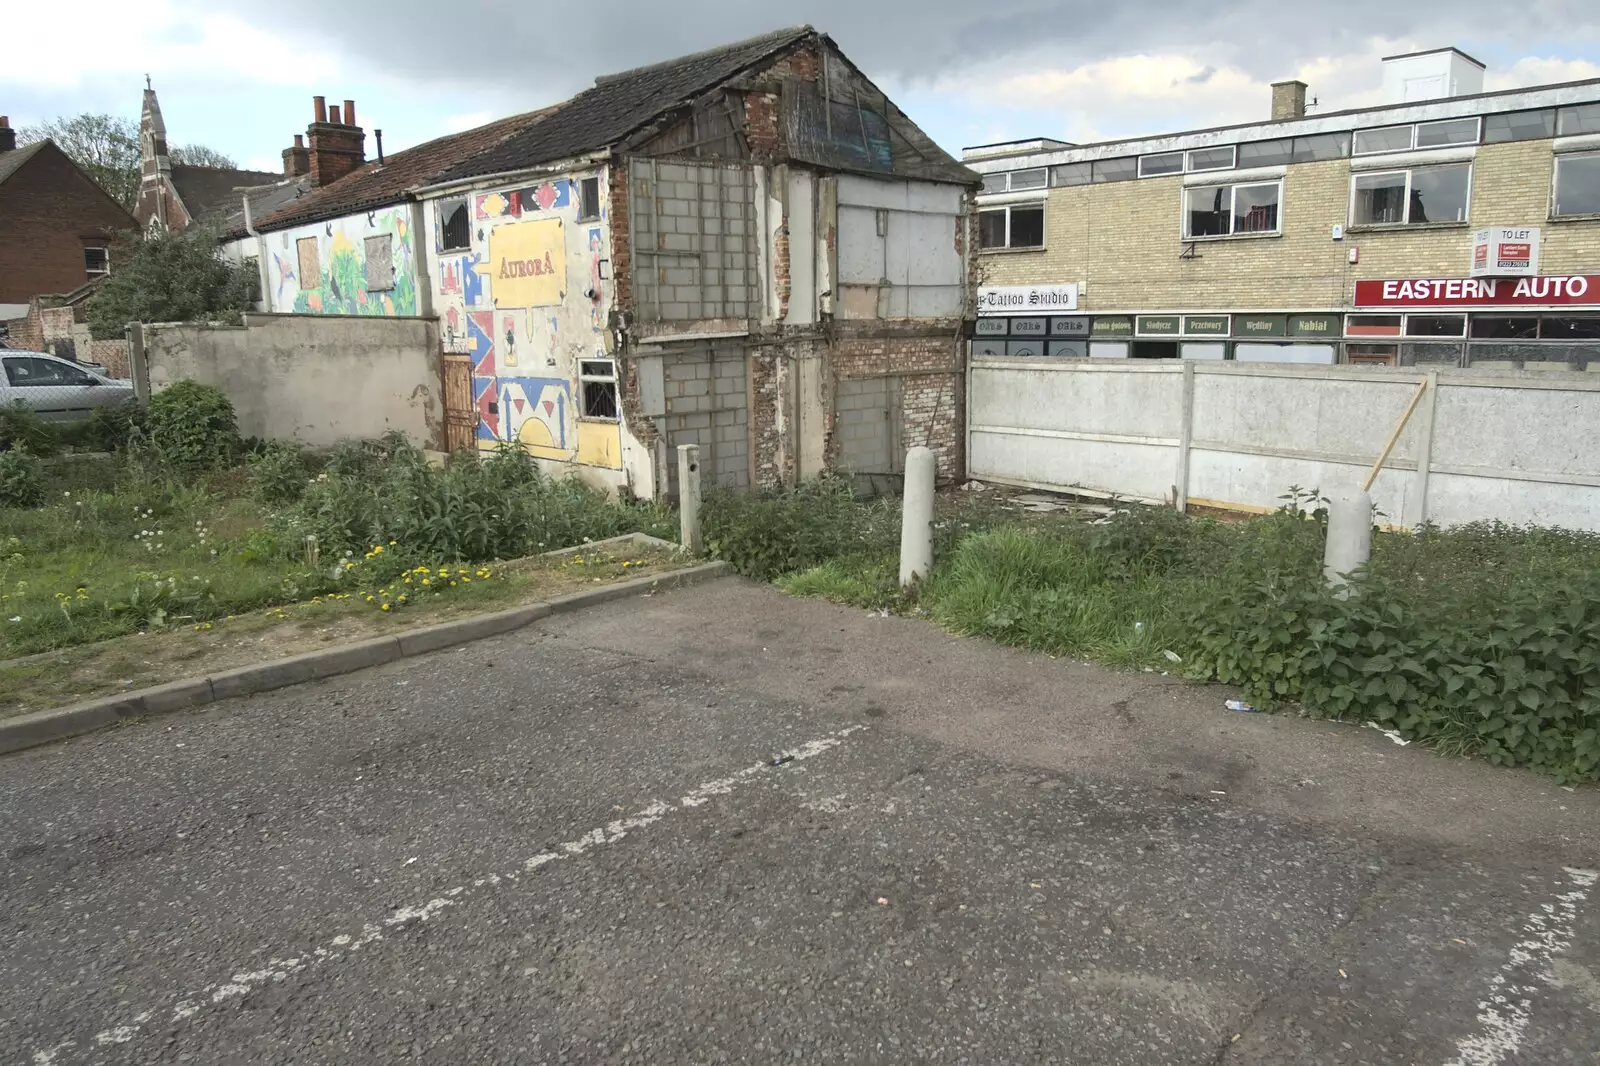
xmin=0 ymin=350 xmax=135 ymax=423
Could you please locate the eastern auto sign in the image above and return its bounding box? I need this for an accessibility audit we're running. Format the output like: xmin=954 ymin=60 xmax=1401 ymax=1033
xmin=1353 ymin=275 xmax=1600 ymax=309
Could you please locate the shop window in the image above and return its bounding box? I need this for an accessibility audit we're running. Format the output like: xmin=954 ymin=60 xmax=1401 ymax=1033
xmin=1483 ymin=110 xmax=1555 ymax=144
xmin=1091 ymin=157 xmax=1138 ymax=183
xmin=83 ymin=247 xmax=109 ymax=279
xmin=1351 ymin=163 xmax=1470 ymax=225
xmin=296 ymin=237 xmax=319 ymax=290
xmin=1291 ymin=133 xmax=1350 ymax=163
xmin=1470 ymin=316 xmax=1538 ymax=339
xmin=1405 ymin=314 xmax=1466 ymax=337
xmin=1182 ymin=181 xmax=1281 ymax=238
xmin=1051 ymin=162 xmax=1092 ymax=187
xmin=1238 ymin=139 xmax=1293 ymax=168
xmin=1553 ymin=154 xmax=1600 ymax=217
xmin=1346 ymin=314 xmax=1402 ymax=337
xmin=439 ymin=197 xmax=470 ymax=252
xmin=579 ymin=359 xmax=618 ymax=419
xmin=364 ymin=235 xmax=394 ymax=292
xmin=1346 ymin=344 xmax=1398 ymax=367
xmin=1557 ymin=103 xmax=1600 ymax=137
xmin=1139 ymin=152 xmax=1184 ymax=177
xmin=1401 ymin=342 xmax=1464 ymax=367
xmin=1540 ymin=315 xmax=1600 ymax=340
xmin=978 ymin=205 xmax=1044 ymax=250
xmin=1186 ymin=146 xmax=1235 ymax=172
xmin=1132 ymin=341 xmax=1179 ymax=360
xmin=578 ymin=177 xmax=601 ymax=221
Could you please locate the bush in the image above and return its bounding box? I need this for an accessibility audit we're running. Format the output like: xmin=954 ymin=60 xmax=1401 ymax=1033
xmin=82 ymin=403 xmax=146 ymax=453
xmin=145 ymin=381 xmax=238 ymax=469
xmin=248 ymin=440 xmax=309 ymax=504
xmin=0 ymin=404 xmax=61 ymax=458
xmin=702 ymin=478 xmax=900 ymax=580
xmin=0 ymin=448 xmax=45 ymax=508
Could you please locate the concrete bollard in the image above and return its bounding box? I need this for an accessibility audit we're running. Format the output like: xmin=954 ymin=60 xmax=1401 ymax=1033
xmin=899 ymin=446 xmax=936 ymax=588
xmin=1323 ymin=491 xmax=1373 ymax=594
xmin=677 ymin=444 xmax=703 ymax=554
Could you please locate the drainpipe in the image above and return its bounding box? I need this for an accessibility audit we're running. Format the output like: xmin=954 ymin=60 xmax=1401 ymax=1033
xmin=243 ymin=194 xmax=271 ymax=313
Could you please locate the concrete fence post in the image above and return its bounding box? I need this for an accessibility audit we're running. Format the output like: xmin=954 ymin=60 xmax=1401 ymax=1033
xmin=677 ymin=444 xmax=703 ymax=554
xmin=1323 ymin=492 xmax=1373 ymax=595
xmin=127 ymin=322 xmax=148 ymax=405
xmin=900 ymin=446 xmax=936 ymax=588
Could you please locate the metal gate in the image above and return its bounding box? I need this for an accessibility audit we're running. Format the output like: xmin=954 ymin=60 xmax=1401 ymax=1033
xmin=440 ymin=355 xmax=475 ymax=453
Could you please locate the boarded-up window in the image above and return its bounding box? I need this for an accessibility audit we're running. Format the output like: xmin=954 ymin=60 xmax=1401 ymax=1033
xmin=364 ymin=235 xmax=395 ymax=292
xmin=296 ymin=237 xmax=319 ymax=290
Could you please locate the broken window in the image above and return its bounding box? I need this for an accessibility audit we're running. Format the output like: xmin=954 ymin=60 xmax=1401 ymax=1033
xmin=578 ymin=176 xmax=601 ymax=221
xmin=439 ymin=197 xmax=470 ymax=252
xmin=83 ymin=247 xmax=109 ymax=278
xmin=1351 ymin=164 xmax=1469 ymax=226
xmin=1182 ymin=181 xmax=1280 ymax=238
xmin=580 ymin=358 xmax=619 ymax=419
xmin=296 ymin=237 xmax=319 ymax=290
xmin=364 ymin=235 xmax=394 ymax=292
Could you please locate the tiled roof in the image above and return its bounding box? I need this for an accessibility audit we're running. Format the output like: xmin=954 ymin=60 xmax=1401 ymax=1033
xmin=253 ymin=108 xmax=558 ymax=233
xmin=218 ymin=177 xmax=315 ymax=238
xmin=0 ymin=141 xmax=49 ymax=185
xmin=170 ymin=164 xmax=284 ymax=223
xmin=437 ymin=25 xmax=815 ymax=182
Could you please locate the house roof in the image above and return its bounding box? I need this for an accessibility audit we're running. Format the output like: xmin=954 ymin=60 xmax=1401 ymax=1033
xmin=218 ymin=176 xmax=314 ymax=238
xmin=170 ymin=164 xmax=284 ymax=224
xmin=0 ymin=141 xmax=49 ymax=185
xmin=253 ymin=108 xmax=559 ymax=233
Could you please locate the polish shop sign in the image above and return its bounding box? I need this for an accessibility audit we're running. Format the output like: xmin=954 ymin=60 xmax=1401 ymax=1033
xmin=1353 ymin=275 xmax=1600 ymax=309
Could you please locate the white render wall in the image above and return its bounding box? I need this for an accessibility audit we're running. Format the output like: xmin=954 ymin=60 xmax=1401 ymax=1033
xmin=968 ymin=359 xmax=1600 ymax=530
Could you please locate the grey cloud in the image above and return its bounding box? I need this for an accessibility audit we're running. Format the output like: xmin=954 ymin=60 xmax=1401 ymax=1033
xmin=182 ymin=0 xmax=1593 ymax=106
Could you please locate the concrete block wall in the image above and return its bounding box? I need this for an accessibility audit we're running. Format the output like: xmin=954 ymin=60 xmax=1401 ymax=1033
xmin=979 ymin=139 xmax=1600 ymax=311
xmin=830 ymin=326 xmax=964 ymax=483
xmin=661 ymin=348 xmax=750 ymax=491
xmin=630 ymin=161 xmax=756 ymax=322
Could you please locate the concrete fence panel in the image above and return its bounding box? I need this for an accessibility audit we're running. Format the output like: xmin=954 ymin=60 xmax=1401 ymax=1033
xmin=141 ymin=313 xmax=444 ymax=449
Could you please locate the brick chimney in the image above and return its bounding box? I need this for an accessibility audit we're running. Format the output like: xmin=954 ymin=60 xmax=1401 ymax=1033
xmin=282 ymin=134 xmax=310 ymax=177
xmin=1271 ymin=80 xmax=1308 ymax=121
xmin=305 ymin=95 xmax=366 ymax=187
xmin=0 ymin=116 xmax=15 ymax=153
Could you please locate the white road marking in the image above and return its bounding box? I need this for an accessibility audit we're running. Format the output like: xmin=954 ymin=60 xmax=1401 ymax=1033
xmin=46 ymin=725 xmax=864 ymax=1063
xmin=1443 ymin=866 xmax=1599 ymax=1066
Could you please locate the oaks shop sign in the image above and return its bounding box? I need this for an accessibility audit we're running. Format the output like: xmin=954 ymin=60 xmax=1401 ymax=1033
xmin=1353 ymin=275 xmax=1600 ymax=309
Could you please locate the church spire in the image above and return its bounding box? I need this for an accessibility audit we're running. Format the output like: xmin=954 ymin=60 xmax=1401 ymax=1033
xmin=138 ymin=78 xmax=171 ymax=230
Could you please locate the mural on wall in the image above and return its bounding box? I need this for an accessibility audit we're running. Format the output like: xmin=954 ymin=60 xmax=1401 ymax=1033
xmin=588 ymin=227 xmax=605 ymax=334
xmin=271 ymin=253 xmax=297 ymax=309
xmin=501 ymin=378 xmax=572 ymax=461
xmin=440 ymin=299 xmax=469 ymax=353
xmin=289 ymin=210 xmax=418 ymax=316
xmin=487 ymin=218 xmax=566 ymax=308
xmin=499 ymin=309 xmax=526 ymax=369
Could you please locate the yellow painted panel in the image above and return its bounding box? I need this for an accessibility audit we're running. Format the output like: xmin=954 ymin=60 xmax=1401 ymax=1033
xmin=483 ymin=218 xmax=566 ymax=308
xmin=576 ymin=420 xmax=623 ymax=470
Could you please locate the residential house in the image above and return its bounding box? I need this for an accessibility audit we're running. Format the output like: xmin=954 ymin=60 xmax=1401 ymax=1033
xmin=0 ymin=116 xmax=137 ymax=312
xmin=242 ymin=25 xmax=979 ymax=500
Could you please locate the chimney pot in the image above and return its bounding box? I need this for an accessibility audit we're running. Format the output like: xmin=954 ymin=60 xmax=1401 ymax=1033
xmin=329 ymin=104 xmax=341 ymax=125
xmin=294 ymin=134 xmax=304 ymax=148
xmin=313 ymin=96 xmax=327 ymax=124
xmin=1270 ymin=79 xmax=1308 ymax=121
xmin=343 ymin=99 xmax=356 ymax=127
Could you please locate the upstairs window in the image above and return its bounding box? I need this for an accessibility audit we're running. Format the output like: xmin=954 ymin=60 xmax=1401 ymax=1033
xmin=1186 ymin=146 xmax=1236 ymax=172
xmin=1051 ymin=162 xmax=1092 ymax=186
xmin=1354 ymin=119 xmax=1478 ymax=155
xmin=439 ymin=197 xmax=470 ymax=252
xmin=1554 ymin=153 xmax=1600 ymax=217
xmin=1138 ymin=152 xmax=1184 ymax=177
xmin=1557 ymin=103 xmax=1600 ymax=137
xmin=1183 ymin=181 xmax=1281 ymax=238
xmin=980 ymin=169 xmax=1048 ymax=194
xmin=1091 ymin=157 xmax=1138 ymax=183
xmin=1484 ymin=110 xmax=1555 ymax=143
xmin=1351 ymin=163 xmax=1470 ymax=226
xmin=578 ymin=176 xmax=601 ymax=220
xmin=978 ymin=205 xmax=1045 ymax=250
xmin=83 ymin=247 xmax=109 ymax=279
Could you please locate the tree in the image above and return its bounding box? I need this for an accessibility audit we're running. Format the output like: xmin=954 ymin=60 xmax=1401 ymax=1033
xmin=18 ymin=113 xmax=239 ymax=210
xmin=19 ymin=113 xmax=140 ymax=209
xmin=86 ymin=227 xmax=256 ymax=339
xmin=170 ymin=144 xmax=238 ymax=169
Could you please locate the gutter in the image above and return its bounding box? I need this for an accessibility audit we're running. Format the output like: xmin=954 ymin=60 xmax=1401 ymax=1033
xmin=241 ymin=194 xmax=273 ymax=314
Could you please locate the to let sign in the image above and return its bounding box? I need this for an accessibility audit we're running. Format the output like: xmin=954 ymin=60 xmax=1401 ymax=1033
xmin=1470 ymin=226 xmax=1541 ymax=278
xmin=1353 ymin=275 xmax=1600 ymax=308
xmin=977 ymin=283 xmax=1080 ymax=315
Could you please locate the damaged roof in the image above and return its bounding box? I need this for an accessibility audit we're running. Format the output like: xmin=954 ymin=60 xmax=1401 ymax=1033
xmin=437 ymin=25 xmax=817 ymax=182
xmin=253 ymin=107 xmax=559 ymax=233
xmin=170 ymin=164 xmax=284 ymax=224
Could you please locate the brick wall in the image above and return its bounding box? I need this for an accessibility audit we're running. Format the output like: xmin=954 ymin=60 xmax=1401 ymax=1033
xmin=0 ymin=144 xmax=137 ymax=304
xmin=978 ymin=139 xmax=1600 ymax=310
xmin=829 ymin=325 xmax=964 ymax=482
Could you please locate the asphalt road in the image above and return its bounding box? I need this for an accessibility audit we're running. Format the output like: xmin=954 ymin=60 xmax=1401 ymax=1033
xmin=4 ymin=576 xmax=1600 ymax=1065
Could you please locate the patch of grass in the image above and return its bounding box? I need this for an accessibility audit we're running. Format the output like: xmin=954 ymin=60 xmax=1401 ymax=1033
xmin=776 ymin=560 xmax=900 ymax=609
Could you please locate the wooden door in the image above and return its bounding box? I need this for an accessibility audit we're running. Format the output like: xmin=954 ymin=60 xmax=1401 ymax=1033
xmin=441 ymin=355 xmax=476 ymax=453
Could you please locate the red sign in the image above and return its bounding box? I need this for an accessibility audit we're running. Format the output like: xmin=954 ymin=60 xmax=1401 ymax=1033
xmin=1353 ymin=275 xmax=1600 ymax=308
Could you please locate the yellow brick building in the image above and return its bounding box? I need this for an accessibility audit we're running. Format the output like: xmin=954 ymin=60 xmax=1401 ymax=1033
xmin=965 ymin=49 xmax=1600 ymax=369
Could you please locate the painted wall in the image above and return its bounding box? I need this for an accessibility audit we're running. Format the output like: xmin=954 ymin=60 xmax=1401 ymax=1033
xmin=968 ymin=358 xmax=1600 ymax=530
xmin=259 ymin=208 xmax=421 ymax=317
xmin=423 ymin=169 xmax=653 ymax=496
xmin=142 ymin=313 xmax=443 ymax=449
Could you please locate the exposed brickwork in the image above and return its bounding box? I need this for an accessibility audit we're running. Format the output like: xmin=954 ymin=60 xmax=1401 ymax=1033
xmin=828 ymin=324 xmax=964 ymax=482
xmin=979 ymin=139 xmax=1600 ymax=311
xmin=607 ymin=160 xmax=633 ymax=316
xmin=743 ymin=91 xmax=781 ymax=158
xmin=0 ymin=144 xmax=137 ymax=304
xmin=306 ymin=120 xmax=366 ymax=188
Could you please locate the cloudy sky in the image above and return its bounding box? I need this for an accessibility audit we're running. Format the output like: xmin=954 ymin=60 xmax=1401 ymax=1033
xmin=5 ymin=0 xmax=1599 ymax=171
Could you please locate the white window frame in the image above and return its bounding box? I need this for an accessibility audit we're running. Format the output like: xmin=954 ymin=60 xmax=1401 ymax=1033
xmin=977 ymin=202 xmax=1046 ymax=252
xmin=579 ymin=358 xmax=619 ymax=421
xmin=1552 ymin=151 xmax=1600 ymax=218
xmin=83 ymin=247 xmax=110 ymax=278
xmin=982 ymin=168 xmax=1048 ymax=194
xmin=1139 ymin=152 xmax=1185 ymax=178
xmin=1180 ymin=179 xmax=1283 ymax=240
xmin=1185 ymin=145 xmax=1236 ymax=172
xmin=1348 ymin=164 xmax=1473 ymax=227
xmin=1354 ymin=118 xmax=1480 ymax=156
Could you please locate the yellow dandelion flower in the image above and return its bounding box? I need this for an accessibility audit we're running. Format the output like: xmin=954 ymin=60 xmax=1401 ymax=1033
xmin=380 ymin=603 xmax=391 ymax=611
xmin=421 ymin=578 xmax=431 ymax=586
xmin=450 ymin=581 xmax=457 ymax=587
xmin=461 ymin=576 xmax=472 ymax=584
xmin=398 ymin=595 xmax=407 ymax=604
